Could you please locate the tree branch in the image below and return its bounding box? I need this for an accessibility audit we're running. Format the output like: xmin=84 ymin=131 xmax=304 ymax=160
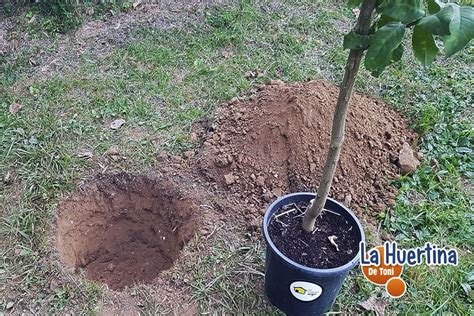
xmin=302 ymin=0 xmax=377 ymax=232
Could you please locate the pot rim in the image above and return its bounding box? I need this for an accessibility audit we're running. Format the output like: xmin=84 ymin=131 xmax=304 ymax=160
xmin=263 ymin=192 xmax=365 ymax=275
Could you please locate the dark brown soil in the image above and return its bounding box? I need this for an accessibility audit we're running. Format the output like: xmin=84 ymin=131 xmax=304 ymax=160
xmin=268 ymin=201 xmax=360 ymax=269
xmin=56 ymin=173 xmax=197 ymax=290
xmin=198 ymin=80 xmax=416 ymax=220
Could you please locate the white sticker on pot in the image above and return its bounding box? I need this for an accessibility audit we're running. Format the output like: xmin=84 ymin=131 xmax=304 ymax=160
xmin=290 ymin=281 xmax=323 ymax=302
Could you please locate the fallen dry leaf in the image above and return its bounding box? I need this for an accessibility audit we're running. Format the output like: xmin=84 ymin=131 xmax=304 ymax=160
xmin=77 ymin=149 xmax=93 ymax=159
xmin=6 ymin=301 xmax=14 ymax=310
xmin=10 ymin=38 xmax=20 ymax=50
xmin=359 ymin=295 xmax=389 ymax=316
xmin=110 ymin=119 xmax=126 ymax=130
xmin=133 ymin=0 xmax=142 ymax=8
xmin=3 ymin=170 xmax=12 ymax=184
xmin=9 ymin=102 xmax=23 ymax=114
xmin=245 ymin=70 xmax=264 ymax=79
xmin=104 ymin=145 xmax=120 ymax=156
xmin=221 ymin=49 xmax=234 ymax=58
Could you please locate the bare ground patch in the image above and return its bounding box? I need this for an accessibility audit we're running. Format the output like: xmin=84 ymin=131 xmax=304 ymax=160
xmin=1 ymin=1 xmax=236 ymax=81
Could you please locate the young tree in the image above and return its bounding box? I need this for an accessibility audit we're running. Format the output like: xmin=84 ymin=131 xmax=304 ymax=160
xmin=302 ymin=0 xmax=474 ymax=232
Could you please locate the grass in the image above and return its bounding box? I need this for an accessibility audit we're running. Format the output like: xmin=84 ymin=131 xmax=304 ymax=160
xmin=1 ymin=1 xmax=133 ymax=36
xmin=1 ymin=0 xmax=473 ymax=314
xmin=189 ymin=233 xmax=271 ymax=313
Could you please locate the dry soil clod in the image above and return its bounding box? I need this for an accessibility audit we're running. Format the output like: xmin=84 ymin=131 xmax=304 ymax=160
xmin=398 ymin=142 xmax=420 ymax=174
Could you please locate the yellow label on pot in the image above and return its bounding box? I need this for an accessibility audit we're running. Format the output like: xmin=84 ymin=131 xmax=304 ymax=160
xmin=290 ymin=281 xmax=322 ymax=301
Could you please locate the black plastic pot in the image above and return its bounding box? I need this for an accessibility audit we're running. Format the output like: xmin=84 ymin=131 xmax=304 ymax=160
xmin=263 ymin=192 xmax=364 ymax=315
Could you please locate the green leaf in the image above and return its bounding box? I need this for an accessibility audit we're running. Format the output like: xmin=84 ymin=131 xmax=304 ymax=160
xmin=348 ymin=0 xmax=361 ymax=8
xmin=458 ymin=0 xmax=474 ymax=6
xmin=443 ymin=5 xmax=474 ymax=57
xmin=343 ymin=31 xmax=372 ymax=50
xmin=369 ymin=64 xmax=388 ymax=77
xmin=370 ymin=44 xmax=404 ymax=77
xmin=365 ymin=22 xmax=406 ymax=75
xmin=418 ymin=5 xmax=454 ymax=36
xmin=377 ymin=14 xmax=397 ymax=27
xmin=412 ymin=25 xmax=439 ymax=66
xmin=378 ymin=0 xmax=425 ymax=23
xmin=427 ymin=0 xmax=442 ymax=14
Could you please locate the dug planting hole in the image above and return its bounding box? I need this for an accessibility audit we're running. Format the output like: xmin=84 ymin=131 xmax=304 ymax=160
xmin=56 ymin=174 xmax=196 ymax=290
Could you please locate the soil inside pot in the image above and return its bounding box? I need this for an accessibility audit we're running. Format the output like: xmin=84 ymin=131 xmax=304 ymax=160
xmin=268 ymin=201 xmax=360 ymax=269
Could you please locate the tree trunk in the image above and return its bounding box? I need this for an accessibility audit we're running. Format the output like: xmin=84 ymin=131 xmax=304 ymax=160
xmin=301 ymin=0 xmax=377 ymax=232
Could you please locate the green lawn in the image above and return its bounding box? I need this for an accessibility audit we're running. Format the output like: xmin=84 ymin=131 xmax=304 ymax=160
xmin=1 ymin=1 xmax=472 ymax=314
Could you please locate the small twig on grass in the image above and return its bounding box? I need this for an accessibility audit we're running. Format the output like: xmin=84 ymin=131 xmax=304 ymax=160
xmin=236 ymin=263 xmax=265 ymax=277
xmin=207 ymin=224 xmax=222 ymax=239
xmin=99 ymin=163 xmax=108 ymax=174
xmin=199 ymin=204 xmax=214 ymax=210
xmin=234 ymin=269 xmax=265 ymax=277
xmin=252 ymin=196 xmax=260 ymax=205
xmin=328 ymin=235 xmax=340 ymax=251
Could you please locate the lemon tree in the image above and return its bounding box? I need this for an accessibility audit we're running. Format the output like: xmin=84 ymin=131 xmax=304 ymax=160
xmin=302 ymin=0 xmax=473 ymax=232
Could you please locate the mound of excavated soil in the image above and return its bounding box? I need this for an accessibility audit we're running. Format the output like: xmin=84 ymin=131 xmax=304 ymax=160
xmin=198 ymin=80 xmax=416 ymax=218
xmin=56 ymin=174 xmax=196 ymax=290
